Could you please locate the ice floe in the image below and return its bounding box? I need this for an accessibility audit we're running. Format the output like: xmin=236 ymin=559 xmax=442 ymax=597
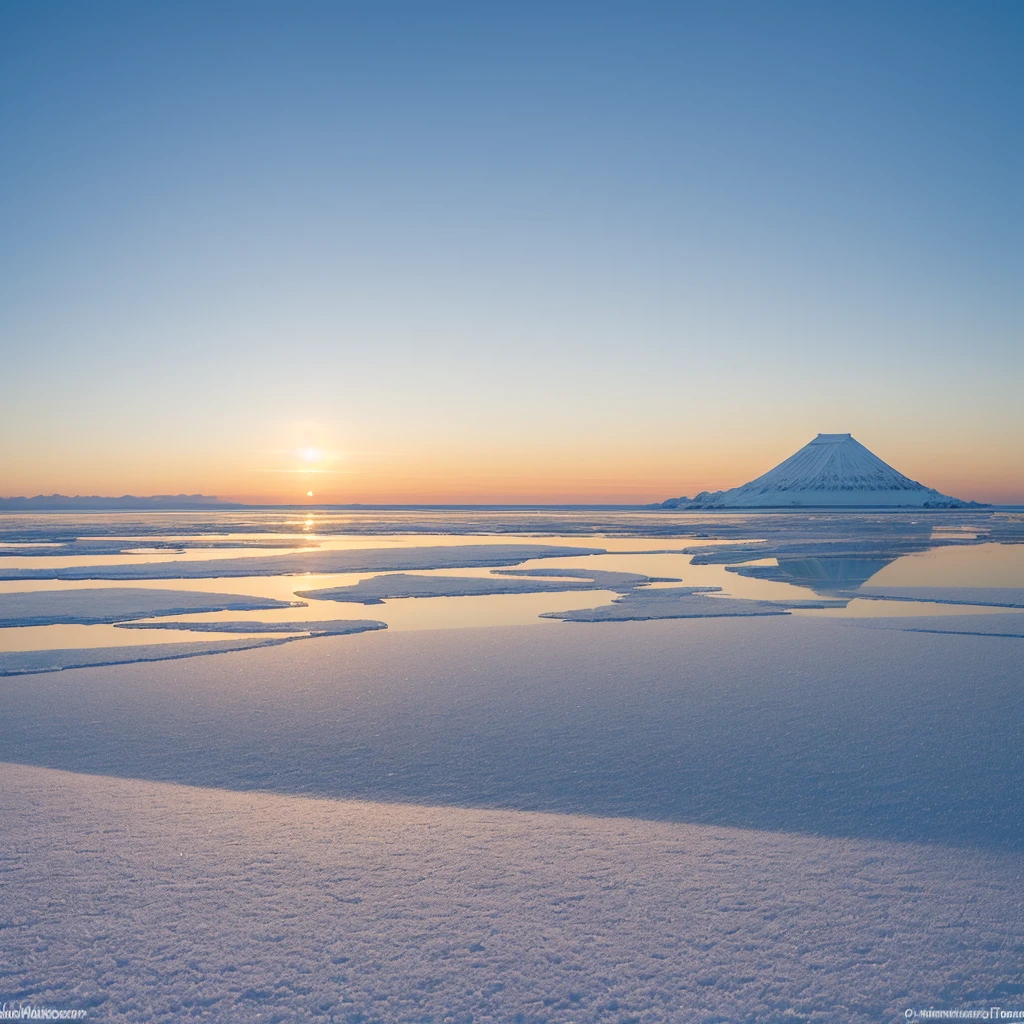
xmin=0 ymin=638 xmax=295 ymax=676
xmin=541 ymin=586 xmax=846 ymax=621
xmin=0 ymin=538 xmax=320 ymax=557
xmin=297 ymin=567 xmax=664 ymax=603
xmin=116 ymin=619 xmax=387 ymax=635
xmin=0 ymin=544 xmax=603 ymax=581
xmin=0 ymin=588 xmax=302 ymax=627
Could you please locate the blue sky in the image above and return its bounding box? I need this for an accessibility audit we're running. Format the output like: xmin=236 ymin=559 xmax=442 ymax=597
xmin=1 ymin=1 xmax=1021 ymax=502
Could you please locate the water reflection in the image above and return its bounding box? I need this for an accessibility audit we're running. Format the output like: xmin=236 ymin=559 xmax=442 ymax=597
xmin=728 ymin=556 xmax=899 ymax=591
xmin=726 ymin=542 xmax=1024 ymax=597
xmin=2 ymin=517 xmax=1023 ymax=656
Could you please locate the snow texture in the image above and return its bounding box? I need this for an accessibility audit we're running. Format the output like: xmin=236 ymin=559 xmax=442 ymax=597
xmin=296 ymin=568 xmax=662 ymax=603
xmin=662 ymin=433 xmax=972 ymax=508
xmin=0 ymin=588 xmax=302 ymax=627
xmin=2 ymin=761 xmax=1022 ymax=1024
xmin=0 ymin=544 xmax=603 ymax=581
xmin=115 ymin=619 xmax=388 ymax=635
xmin=541 ymin=587 xmax=846 ymax=621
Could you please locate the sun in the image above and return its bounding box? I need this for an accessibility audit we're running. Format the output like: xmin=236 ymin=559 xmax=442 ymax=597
xmin=306 ymin=490 xmax=314 ymax=498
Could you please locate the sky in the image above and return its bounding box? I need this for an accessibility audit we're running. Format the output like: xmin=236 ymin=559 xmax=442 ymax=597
xmin=1 ymin=1 xmax=1021 ymax=504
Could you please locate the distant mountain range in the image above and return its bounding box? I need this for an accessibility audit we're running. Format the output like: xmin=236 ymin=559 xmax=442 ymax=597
xmin=0 ymin=494 xmax=242 ymax=511
xmin=658 ymin=433 xmax=987 ymax=509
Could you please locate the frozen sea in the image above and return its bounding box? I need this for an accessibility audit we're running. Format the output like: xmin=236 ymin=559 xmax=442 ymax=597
xmin=1 ymin=508 xmax=1022 ymax=1022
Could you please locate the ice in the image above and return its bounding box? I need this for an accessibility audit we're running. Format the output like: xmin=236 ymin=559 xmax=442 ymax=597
xmin=0 ymin=543 xmax=604 ymax=581
xmin=0 ymin=638 xmax=295 ymax=676
xmin=0 ymin=538 xmax=320 ymax=556
xmin=0 ymin=588 xmax=303 ymax=626
xmin=541 ymin=586 xmax=846 ymax=621
xmin=498 ymin=566 xmax=678 ymax=589
xmin=116 ymin=619 xmax=387 ymax=635
xmin=4 ymin=508 xmax=1019 ymax=546
xmin=3 ymin=511 xmax=1022 ymax=1020
xmin=2 ymin=607 xmax=1023 ymax=1020
xmin=296 ymin=567 xmax=663 ymax=603
xmin=3 ymin=617 xmax=1015 ymax=850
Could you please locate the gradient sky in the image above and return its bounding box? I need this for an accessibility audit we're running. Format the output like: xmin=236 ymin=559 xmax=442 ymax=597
xmin=1 ymin=1 xmax=1022 ymax=504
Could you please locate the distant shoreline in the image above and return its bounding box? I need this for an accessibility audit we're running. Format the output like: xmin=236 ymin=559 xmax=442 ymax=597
xmin=0 ymin=502 xmax=1017 ymax=514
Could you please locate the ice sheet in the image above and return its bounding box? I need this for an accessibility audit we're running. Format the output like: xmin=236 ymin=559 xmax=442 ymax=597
xmin=3 ymin=508 xmax=1021 ymax=545
xmin=2 ymin=617 xmax=1018 ymax=850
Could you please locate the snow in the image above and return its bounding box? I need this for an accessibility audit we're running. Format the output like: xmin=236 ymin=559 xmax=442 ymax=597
xmin=296 ymin=568 xmax=663 ymax=603
xmin=663 ymin=433 xmax=973 ymax=508
xmin=0 ymin=587 xmax=302 ymax=626
xmin=1 ymin=614 xmax=1023 ymax=1021
xmin=0 ymin=544 xmax=604 ymax=582
xmin=2 ymin=761 xmax=1022 ymax=1024
xmin=2 ymin=512 xmax=1022 ymax=1020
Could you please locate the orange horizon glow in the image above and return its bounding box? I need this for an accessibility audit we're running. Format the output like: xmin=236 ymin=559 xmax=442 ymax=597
xmin=4 ymin=6 xmax=1021 ymax=517
xmin=3 ymin=431 xmax=1022 ymax=506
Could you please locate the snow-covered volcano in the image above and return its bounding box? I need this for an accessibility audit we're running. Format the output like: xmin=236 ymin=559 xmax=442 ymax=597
xmin=662 ymin=433 xmax=977 ymax=508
